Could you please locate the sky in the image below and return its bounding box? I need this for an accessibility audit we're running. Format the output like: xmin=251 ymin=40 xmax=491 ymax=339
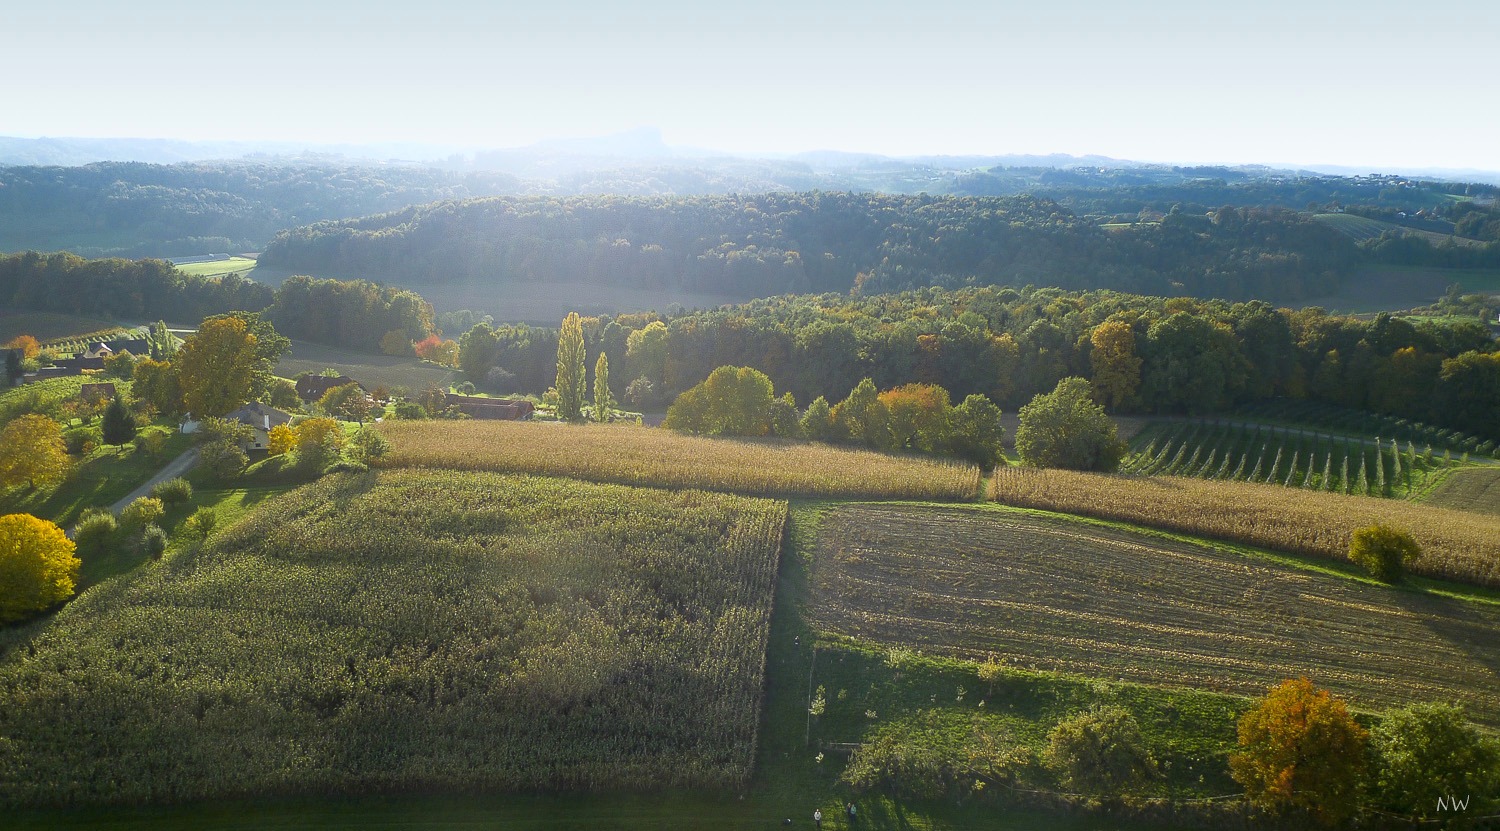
xmin=4 ymin=0 xmax=1498 ymax=171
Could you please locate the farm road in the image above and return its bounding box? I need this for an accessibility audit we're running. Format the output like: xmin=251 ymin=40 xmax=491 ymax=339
xmin=109 ymin=448 xmax=199 ymax=515
xmin=1153 ymin=416 xmax=1498 ymax=465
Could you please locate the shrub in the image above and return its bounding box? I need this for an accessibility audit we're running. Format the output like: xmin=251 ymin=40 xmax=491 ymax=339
xmin=0 ymin=513 xmax=79 ymax=623
xmin=183 ymin=507 xmax=218 ymax=542
xmin=841 ymin=710 xmax=1031 ymax=799
xmin=71 ymin=509 xmax=118 ymax=559
xmin=1349 ymin=524 xmax=1421 ymax=582
xmin=200 ymin=440 xmax=248 ymax=481
xmin=137 ymin=525 xmax=168 ymax=560
xmin=119 ymin=497 xmax=165 ymax=533
xmin=390 ymin=401 xmax=429 ymax=420
xmin=1042 ymin=705 xmax=1157 ymax=797
xmin=349 ymin=428 xmax=391 ymax=461
xmin=61 ymin=425 xmax=102 ymax=455
xmin=150 ymin=477 xmax=192 ymax=506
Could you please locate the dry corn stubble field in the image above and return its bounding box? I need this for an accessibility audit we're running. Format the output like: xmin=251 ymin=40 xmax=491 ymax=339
xmin=807 ymin=504 xmax=1500 ymax=727
xmin=990 ymin=469 xmax=1500 ymax=588
xmin=376 ymin=419 xmax=981 ymax=501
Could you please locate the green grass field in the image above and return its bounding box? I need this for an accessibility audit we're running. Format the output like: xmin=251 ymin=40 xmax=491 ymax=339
xmin=274 ymin=339 xmax=456 ymax=393
xmin=1297 ymin=264 xmax=1500 ymax=314
xmin=1424 ymin=467 xmax=1500 ymax=516
xmin=171 ymin=257 xmax=258 ymax=277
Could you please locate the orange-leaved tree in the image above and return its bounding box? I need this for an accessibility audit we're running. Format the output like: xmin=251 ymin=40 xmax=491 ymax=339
xmin=1229 ymin=678 xmax=1368 ymax=826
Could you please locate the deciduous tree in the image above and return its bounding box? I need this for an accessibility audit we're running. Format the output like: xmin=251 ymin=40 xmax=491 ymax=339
xmin=1230 ymin=678 xmax=1367 ymax=826
xmin=0 ymin=415 xmax=70 ymax=490
xmin=555 ymin=312 xmax=587 ymax=421
xmin=1088 ymin=320 xmax=1141 ymax=412
xmin=1370 ymin=703 xmax=1499 ymax=821
xmin=1015 ymin=378 xmax=1125 ymax=471
xmin=664 ymin=366 xmax=777 ymax=437
xmin=176 ymin=316 xmax=259 ymax=418
xmin=0 ymin=513 xmax=79 ymax=623
xmin=593 ymin=352 xmax=613 ymax=422
xmin=1349 ymin=524 xmax=1421 ymax=582
xmin=1043 ymin=705 xmax=1157 ymax=796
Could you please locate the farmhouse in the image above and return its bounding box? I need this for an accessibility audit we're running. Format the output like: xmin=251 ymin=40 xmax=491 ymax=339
xmin=224 ymin=402 xmax=294 ymax=451
xmin=295 ymin=373 xmax=362 ymax=403
xmin=444 ymin=393 xmax=535 ymax=420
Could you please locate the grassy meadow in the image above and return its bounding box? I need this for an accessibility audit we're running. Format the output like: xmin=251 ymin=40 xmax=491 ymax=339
xmin=805 ymin=503 xmax=1500 ymax=726
xmin=274 ymin=339 xmax=456 ymax=392
xmin=0 ymin=470 xmax=787 ymax=806
xmin=376 ymin=420 xmax=982 ymax=501
xmin=989 ymin=468 xmax=1500 ymax=588
xmin=170 ymin=256 xmax=258 ymax=277
xmin=1424 ymin=467 xmax=1500 ymax=516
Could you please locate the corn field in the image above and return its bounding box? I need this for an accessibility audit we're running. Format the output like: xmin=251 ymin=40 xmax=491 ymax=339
xmin=989 ymin=468 xmax=1500 ymax=588
xmin=0 ymin=469 xmax=787 ymax=806
xmin=1123 ymin=422 xmax=1461 ymax=497
xmin=807 ymin=504 xmax=1500 ymax=727
xmin=376 ymin=420 xmax=980 ymax=501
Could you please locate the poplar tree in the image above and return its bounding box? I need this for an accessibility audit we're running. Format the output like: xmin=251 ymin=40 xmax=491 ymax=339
xmin=555 ymin=312 xmax=586 ymax=421
xmin=593 ymin=352 xmax=613 ymax=422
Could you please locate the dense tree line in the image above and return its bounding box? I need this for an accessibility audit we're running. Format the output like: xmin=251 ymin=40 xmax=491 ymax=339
xmin=0 ymin=252 xmax=432 ymax=353
xmin=0 ymin=162 xmax=523 ymax=258
xmin=0 ymin=251 xmax=272 ymax=321
xmin=460 ymin=287 xmax=1499 ymax=440
xmin=260 ymin=192 xmax=1367 ymax=302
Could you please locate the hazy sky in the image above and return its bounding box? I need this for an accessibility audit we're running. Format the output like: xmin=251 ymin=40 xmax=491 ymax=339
xmin=5 ymin=0 xmax=1498 ymax=170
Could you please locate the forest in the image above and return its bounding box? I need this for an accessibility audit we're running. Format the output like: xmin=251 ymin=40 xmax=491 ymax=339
xmin=456 ymin=286 xmax=1500 ymax=441
xmin=259 ymin=191 xmax=1500 ymax=304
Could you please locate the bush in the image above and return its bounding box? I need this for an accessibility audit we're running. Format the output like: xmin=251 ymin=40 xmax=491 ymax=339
xmin=150 ymin=477 xmax=192 ymax=506
xmin=71 ymin=509 xmax=118 ymax=559
xmin=183 ymin=507 xmax=218 ymax=542
xmin=390 ymin=401 xmax=429 ymax=420
xmin=62 ymin=425 xmax=102 ymax=455
xmin=1349 ymin=524 xmax=1421 ymax=582
xmin=199 ymin=440 xmax=248 ymax=481
xmin=137 ymin=524 xmax=168 ymax=560
xmin=119 ymin=497 xmax=165 ymax=533
xmin=350 ymin=428 xmax=391 ymax=461
xmin=1042 ymin=705 xmax=1157 ymax=797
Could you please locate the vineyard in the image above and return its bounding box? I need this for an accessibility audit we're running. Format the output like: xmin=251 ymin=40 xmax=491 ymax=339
xmin=989 ymin=468 xmax=1500 ymax=587
xmin=807 ymin=504 xmax=1500 ymax=726
xmin=376 ymin=420 xmax=981 ymax=501
xmin=1123 ymin=420 xmax=1466 ymax=497
xmin=0 ymin=470 xmax=787 ymax=806
xmin=1234 ymin=399 xmax=1500 ymax=459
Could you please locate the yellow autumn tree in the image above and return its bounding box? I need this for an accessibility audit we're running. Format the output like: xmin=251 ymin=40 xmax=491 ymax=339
xmin=0 ymin=415 xmax=71 ymax=490
xmin=0 ymin=513 xmax=79 ymax=623
xmin=1088 ymin=320 xmax=1141 ymax=412
xmin=267 ymin=423 xmax=297 ymax=456
xmin=176 ymin=316 xmax=259 ymax=418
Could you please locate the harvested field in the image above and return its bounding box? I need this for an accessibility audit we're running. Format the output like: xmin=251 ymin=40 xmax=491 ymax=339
xmin=1425 ymin=468 xmax=1500 ymax=516
xmin=989 ymin=468 xmax=1500 ymax=588
xmin=377 ymin=419 xmax=981 ymax=501
xmin=807 ymin=504 xmax=1500 ymax=726
xmin=275 ymin=338 xmax=456 ymax=392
